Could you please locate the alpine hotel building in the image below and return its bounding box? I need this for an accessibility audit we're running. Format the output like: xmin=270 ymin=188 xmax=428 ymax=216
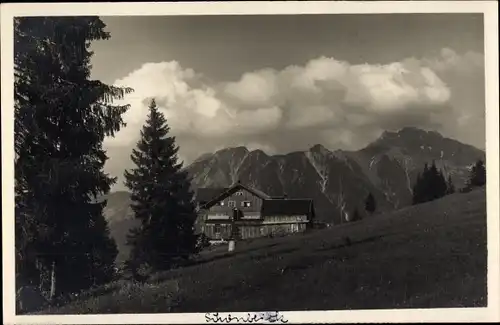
xmin=194 ymin=181 xmax=315 ymax=241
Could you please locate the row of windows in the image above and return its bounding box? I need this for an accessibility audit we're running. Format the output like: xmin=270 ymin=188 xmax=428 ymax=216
xmin=207 ymin=213 xmax=261 ymax=219
xmin=213 ymin=224 xmax=264 ymax=235
xmin=212 ymin=224 xmax=302 ymax=236
xmin=265 ymin=215 xmax=307 ymax=223
xmin=216 ymin=200 xmax=252 ymax=208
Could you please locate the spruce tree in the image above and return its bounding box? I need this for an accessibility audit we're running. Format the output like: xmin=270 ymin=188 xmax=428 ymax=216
xmin=412 ymin=172 xmax=423 ymax=205
xmin=124 ymin=99 xmax=198 ymax=273
xmin=429 ymin=162 xmax=447 ymax=200
xmin=428 ymin=161 xmax=439 ymax=200
xmin=364 ymin=192 xmax=376 ymax=215
xmin=468 ymin=159 xmax=486 ymax=188
xmin=421 ymin=163 xmax=431 ymax=202
xmin=412 ymin=162 xmax=448 ymax=205
xmin=446 ymin=175 xmax=455 ymax=195
xmin=14 ymin=17 xmax=131 ymax=299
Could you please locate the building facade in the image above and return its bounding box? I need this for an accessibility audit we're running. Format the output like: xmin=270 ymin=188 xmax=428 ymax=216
xmin=194 ymin=182 xmax=315 ymax=241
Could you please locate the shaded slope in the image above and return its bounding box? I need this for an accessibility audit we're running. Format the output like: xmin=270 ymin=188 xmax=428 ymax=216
xmin=42 ymin=188 xmax=487 ymax=314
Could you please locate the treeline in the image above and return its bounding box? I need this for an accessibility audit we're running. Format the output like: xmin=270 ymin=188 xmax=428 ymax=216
xmin=462 ymin=160 xmax=486 ymax=192
xmin=14 ymin=17 xmax=199 ymax=312
xmin=345 ymin=159 xmax=486 ymax=225
xmin=412 ymin=161 xmax=453 ymax=205
xmin=412 ymin=159 xmax=486 ymax=205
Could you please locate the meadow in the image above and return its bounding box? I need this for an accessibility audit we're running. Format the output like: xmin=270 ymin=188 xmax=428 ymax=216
xmin=39 ymin=188 xmax=487 ymax=314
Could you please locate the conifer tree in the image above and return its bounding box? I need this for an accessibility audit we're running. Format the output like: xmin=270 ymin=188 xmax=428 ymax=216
xmin=412 ymin=172 xmax=423 ymax=205
xmin=412 ymin=162 xmax=448 ymax=205
xmin=467 ymin=159 xmax=486 ymax=188
xmin=446 ymin=175 xmax=455 ymax=195
xmin=14 ymin=17 xmax=131 ymax=299
xmin=364 ymin=192 xmax=376 ymax=215
xmin=421 ymin=163 xmax=430 ymax=201
xmin=428 ymin=161 xmax=448 ymax=201
xmin=124 ymin=99 xmax=198 ymax=273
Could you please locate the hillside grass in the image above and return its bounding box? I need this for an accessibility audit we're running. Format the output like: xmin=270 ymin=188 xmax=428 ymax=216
xmin=39 ymin=188 xmax=487 ymax=314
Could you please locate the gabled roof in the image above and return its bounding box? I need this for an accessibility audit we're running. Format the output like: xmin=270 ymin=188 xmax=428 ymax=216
xmin=195 ymin=187 xmax=228 ymax=204
xmin=261 ymin=198 xmax=314 ymax=217
xmin=199 ymin=182 xmax=271 ymax=209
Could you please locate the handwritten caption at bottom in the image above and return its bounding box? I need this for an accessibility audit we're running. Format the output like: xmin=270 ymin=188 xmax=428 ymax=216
xmin=205 ymin=311 xmax=288 ymax=323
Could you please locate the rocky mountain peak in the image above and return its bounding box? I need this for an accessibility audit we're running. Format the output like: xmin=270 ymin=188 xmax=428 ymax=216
xmin=214 ymin=146 xmax=249 ymax=157
xmin=247 ymin=148 xmax=269 ymax=158
xmin=309 ymin=144 xmax=331 ymax=156
xmin=369 ymin=127 xmax=447 ymax=151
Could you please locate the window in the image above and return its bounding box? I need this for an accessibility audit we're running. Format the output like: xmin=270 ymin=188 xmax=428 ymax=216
xmin=241 ymin=201 xmax=251 ymax=208
xmin=228 ymin=201 xmax=236 ymax=208
xmin=235 ymin=191 xmax=243 ymax=196
xmin=214 ymin=224 xmax=221 ymax=234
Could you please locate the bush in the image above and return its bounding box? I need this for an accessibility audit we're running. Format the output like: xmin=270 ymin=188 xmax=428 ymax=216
xmin=195 ymin=233 xmax=211 ymax=252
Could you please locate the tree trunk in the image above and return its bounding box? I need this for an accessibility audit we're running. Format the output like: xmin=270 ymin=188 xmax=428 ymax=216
xmin=49 ymin=260 xmax=56 ymax=301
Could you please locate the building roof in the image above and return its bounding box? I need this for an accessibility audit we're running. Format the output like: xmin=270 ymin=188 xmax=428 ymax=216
xmin=261 ymin=198 xmax=314 ymax=217
xmin=195 ymin=187 xmax=228 ymax=204
xmin=198 ymin=182 xmax=271 ymax=209
xmin=236 ymin=183 xmax=272 ymax=200
xmin=196 ymin=183 xmax=314 ymax=218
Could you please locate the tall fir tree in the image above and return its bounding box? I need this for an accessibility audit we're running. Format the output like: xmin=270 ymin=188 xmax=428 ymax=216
xmin=124 ymin=99 xmax=198 ymax=273
xmin=429 ymin=161 xmax=448 ymax=201
xmin=421 ymin=163 xmax=431 ymax=201
xmin=364 ymin=192 xmax=376 ymax=215
xmin=14 ymin=17 xmax=132 ymax=300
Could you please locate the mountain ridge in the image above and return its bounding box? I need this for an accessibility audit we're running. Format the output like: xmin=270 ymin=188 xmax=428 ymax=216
xmin=185 ymin=127 xmax=484 ymax=220
xmin=102 ymin=127 xmax=485 ymax=262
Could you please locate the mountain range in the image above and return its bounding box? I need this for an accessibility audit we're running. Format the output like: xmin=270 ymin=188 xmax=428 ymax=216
xmin=102 ymin=127 xmax=485 ymax=262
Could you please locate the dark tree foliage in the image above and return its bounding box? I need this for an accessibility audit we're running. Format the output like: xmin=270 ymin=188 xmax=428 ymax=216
xmin=364 ymin=192 xmax=376 ymax=215
xmin=466 ymin=159 xmax=486 ymax=190
xmin=446 ymin=175 xmax=455 ymax=195
xmin=412 ymin=161 xmax=449 ymax=205
xmin=14 ymin=17 xmax=132 ymax=299
xmin=412 ymin=172 xmax=423 ymax=204
xmin=124 ymin=99 xmax=199 ymax=274
xmin=351 ymin=208 xmax=362 ymax=222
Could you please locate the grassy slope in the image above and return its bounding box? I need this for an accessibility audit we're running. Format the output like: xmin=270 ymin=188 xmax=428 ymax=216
xmin=43 ymin=188 xmax=487 ymax=314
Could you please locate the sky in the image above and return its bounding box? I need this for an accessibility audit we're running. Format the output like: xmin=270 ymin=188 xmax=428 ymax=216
xmin=89 ymin=14 xmax=485 ymax=191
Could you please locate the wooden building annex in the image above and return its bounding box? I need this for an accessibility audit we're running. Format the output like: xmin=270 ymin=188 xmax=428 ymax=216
xmin=194 ymin=181 xmax=315 ymax=241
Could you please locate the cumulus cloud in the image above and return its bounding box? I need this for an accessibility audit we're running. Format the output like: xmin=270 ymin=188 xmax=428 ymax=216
xmin=103 ymin=48 xmax=485 ymax=190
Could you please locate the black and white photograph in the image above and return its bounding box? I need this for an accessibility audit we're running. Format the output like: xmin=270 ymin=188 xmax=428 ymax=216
xmin=2 ymin=1 xmax=499 ymax=324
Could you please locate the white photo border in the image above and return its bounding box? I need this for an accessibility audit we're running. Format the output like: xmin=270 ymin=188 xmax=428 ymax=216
xmin=2 ymin=1 xmax=499 ymax=324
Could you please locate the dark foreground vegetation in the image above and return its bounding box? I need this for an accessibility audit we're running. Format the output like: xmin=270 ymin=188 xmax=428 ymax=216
xmin=37 ymin=188 xmax=486 ymax=314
